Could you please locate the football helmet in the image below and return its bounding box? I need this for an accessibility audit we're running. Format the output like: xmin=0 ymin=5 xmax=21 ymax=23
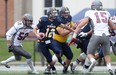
xmin=60 ymin=7 xmax=70 ymax=18
xmin=47 ymin=7 xmax=58 ymax=19
xmin=22 ymin=13 xmax=33 ymax=26
xmin=91 ymin=0 xmax=103 ymax=10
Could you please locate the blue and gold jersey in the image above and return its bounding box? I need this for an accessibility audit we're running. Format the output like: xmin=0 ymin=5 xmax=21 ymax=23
xmin=54 ymin=15 xmax=73 ymax=43
xmin=37 ymin=16 xmax=61 ymax=41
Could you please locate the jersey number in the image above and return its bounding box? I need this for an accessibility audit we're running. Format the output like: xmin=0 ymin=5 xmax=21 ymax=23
xmin=46 ymin=28 xmax=55 ymax=38
xmin=17 ymin=32 xmax=28 ymax=40
xmin=94 ymin=12 xmax=108 ymax=23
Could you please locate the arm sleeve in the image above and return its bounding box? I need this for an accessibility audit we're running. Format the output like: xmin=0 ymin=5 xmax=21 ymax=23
xmin=6 ymin=22 xmax=19 ymax=40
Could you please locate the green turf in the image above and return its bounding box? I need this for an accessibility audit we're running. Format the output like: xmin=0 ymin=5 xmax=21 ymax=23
xmin=0 ymin=37 xmax=116 ymax=63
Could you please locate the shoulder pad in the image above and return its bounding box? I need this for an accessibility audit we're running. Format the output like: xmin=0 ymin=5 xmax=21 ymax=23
xmin=17 ymin=21 xmax=23 ymax=25
xmin=68 ymin=16 xmax=72 ymax=22
xmin=14 ymin=21 xmax=24 ymax=30
xmin=39 ymin=16 xmax=48 ymax=22
xmin=56 ymin=16 xmax=62 ymax=23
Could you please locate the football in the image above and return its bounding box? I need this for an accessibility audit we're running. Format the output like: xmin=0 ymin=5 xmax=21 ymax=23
xmin=39 ymin=32 xmax=45 ymax=38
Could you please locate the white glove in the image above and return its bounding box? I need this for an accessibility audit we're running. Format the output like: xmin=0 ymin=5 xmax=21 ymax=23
xmin=78 ymin=32 xmax=87 ymax=37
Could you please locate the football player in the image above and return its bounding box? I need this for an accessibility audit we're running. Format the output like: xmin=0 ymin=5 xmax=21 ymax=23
xmin=110 ymin=15 xmax=116 ymax=55
xmin=51 ymin=7 xmax=74 ymax=74
xmin=70 ymin=0 xmax=116 ymax=75
xmin=69 ymin=19 xmax=93 ymax=73
xmin=0 ymin=13 xmax=38 ymax=74
xmin=33 ymin=7 xmax=74 ymax=74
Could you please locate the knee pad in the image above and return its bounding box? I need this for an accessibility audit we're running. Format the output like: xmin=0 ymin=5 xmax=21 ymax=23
xmin=52 ymin=54 xmax=58 ymax=63
xmin=79 ymin=52 xmax=87 ymax=60
xmin=25 ymin=53 xmax=31 ymax=59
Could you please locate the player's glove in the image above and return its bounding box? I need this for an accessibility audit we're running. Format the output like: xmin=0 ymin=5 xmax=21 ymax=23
xmin=68 ymin=38 xmax=78 ymax=46
xmin=78 ymin=32 xmax=87 ymax=37
xmin=8 ymin=45 xmax=14 ymax=52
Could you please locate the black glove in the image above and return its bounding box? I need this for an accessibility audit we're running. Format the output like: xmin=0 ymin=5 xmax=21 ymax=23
xmin=8 ymin=45 xmax=14 ymax=52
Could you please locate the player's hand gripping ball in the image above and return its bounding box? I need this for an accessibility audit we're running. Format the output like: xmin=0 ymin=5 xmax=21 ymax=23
xmin=38 ymin=32 xmax=45 ymax=39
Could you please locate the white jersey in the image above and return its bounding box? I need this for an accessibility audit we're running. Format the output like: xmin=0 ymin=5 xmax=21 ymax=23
xmin=110 ymin=16 xmax=116 ymax=43
xmin=6 ymin=21 xmax=35 ymax=46
xmin=85 ymin=10 xmax=111 ymax=36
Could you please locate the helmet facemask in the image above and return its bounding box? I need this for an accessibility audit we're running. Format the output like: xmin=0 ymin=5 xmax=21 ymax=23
xmin=91 ymin=0 xmax=103 ymax=10
xmin=60 ymin=7 xmax=70 ymax=19
xmin=47 ymin=8 xmax=58 ymax=20
xmin=22 ymin=14 xmax=33 ymax=26
xmin=50 ymin=10 xmax=58 ymax=19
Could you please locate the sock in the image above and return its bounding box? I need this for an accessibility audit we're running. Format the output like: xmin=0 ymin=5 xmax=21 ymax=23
xmin=76 ymin=59 xmax=80 ymax=64
xmin=26 ymin=59 xmax=36 ymax=72
xmin=58 ymin=57 xmax=62 ymax=64
xmin=50 ymin=65 xmax=56 ymax=70
xmin=90 ymin=58 xmax=96 ymax=63
xmin=2 ymin=56 xmax=16 ymax=63
xmin=107 ymin=63 xmax=112 ymax=70
xmin=84 ymin=58 xmax=91 ymax=68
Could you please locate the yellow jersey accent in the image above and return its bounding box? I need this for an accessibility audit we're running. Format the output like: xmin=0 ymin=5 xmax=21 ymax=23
xmin=54 ymin=33 xmax=68 ymax=43
xmin=53 ymin=22 xmax=73 ymax=43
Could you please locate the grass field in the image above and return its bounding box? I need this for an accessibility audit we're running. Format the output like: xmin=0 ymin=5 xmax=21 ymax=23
xmin=0 ymin=38 xmax=115 ymax=75
xmin=0 ymin=37 xmax=116 ymax=62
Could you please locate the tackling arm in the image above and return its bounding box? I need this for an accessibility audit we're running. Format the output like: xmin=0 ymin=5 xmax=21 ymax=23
xmin=60 ymin=23 xmax=74 ymax=32
xmin=73 ymin=17 xmax=89 ymax=38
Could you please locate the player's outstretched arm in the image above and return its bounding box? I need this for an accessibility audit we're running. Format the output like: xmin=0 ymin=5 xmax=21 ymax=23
xmin=73 ymin=17 xmax=89 ymax=38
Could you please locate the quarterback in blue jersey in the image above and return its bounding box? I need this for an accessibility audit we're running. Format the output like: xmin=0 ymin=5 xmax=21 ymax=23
xmin=33 ymin=7 xmax=74 ymax=74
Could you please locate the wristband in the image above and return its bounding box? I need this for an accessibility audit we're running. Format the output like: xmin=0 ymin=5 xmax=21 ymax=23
xmin=73 ymin=33 xmax=77 ymax=38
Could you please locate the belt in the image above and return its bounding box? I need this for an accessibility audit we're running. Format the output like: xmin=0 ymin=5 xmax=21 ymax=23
xmin=37 ymin=39 xmax=44 ymax=42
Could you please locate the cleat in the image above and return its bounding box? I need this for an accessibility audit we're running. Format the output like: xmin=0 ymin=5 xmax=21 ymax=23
xmin=0 ymin=61 xmax=10 ymax=68
xmin=52 ymin=70 xmax=57 ymax=74
xmin=82 ymin=67 xmax=89 ymax=74
xmin=82 ymin=65 xmax=90 ymax=74
xmin=114 ymin=69 xmax=116 ymax=74
xmin=82 ymin=65 xmax=89 ymax=74
xmin=28 ymin=70 xmax=39 ymax=74
xmin=51 ymin=66 xmax=57 ymax=74
xmin=88 ymin=60 xmax=96 ymax=72
xmin=70 ymin=63 xmax=75 ymax=73
xmin=62 ymin=62 xmax=69 ymax=74
xmin=44 ymin=66 xmax=51 ymax=74
xmin=108 ymin=69 xmax=115 ymax=75
xmin=62 ymin=66 xmax=69 ymax=74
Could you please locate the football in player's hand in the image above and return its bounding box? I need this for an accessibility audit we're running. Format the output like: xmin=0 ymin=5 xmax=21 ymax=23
xmin=38 ymin=32 xmax=45 ymax=39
